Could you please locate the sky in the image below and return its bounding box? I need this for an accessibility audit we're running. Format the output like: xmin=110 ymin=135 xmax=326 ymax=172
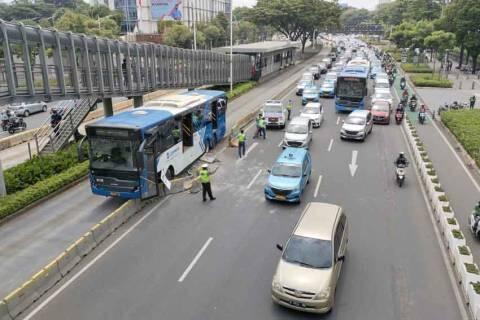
xmin=233 ymin=0 xmax=378 ymax=10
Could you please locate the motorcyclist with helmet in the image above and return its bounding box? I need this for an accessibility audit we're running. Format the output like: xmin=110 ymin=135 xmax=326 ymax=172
xmin=395 ymin=152 xmax=409 ymax=167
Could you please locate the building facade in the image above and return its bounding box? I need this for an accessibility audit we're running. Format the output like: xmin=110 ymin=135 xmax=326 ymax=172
xmin=112 ymin=0 xmax=231 ymax=35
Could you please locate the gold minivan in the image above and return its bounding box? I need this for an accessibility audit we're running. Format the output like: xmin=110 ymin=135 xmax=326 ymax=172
xmin=271 ymin=202 xmax=348 ymax=313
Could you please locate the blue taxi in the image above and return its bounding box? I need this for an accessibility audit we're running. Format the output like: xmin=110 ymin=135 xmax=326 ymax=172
xmin=264 ymin=147 xmax=312 ymax=203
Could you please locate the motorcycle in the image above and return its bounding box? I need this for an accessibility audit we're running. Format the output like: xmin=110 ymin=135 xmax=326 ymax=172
xmin=418 ymin=111 xmax=426 ymax=124
xmin=395 ymin=110 xmax=404 ymax=125
xmin=394 ymin=163 xmax=407 ymax=187
xmin=400 ymin=79 xmax=406 ymax=90
xmin=470 ymin=212 xmax=480 ymax=238
xmin=6 ymin=117 xmax=26 ymax=134
xmin=409 ymin=99 xmax=417 ymax=112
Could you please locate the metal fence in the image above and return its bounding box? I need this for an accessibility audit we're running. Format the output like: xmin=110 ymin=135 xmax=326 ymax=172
xmin=0 ymin=20 xmax=253 ymax=105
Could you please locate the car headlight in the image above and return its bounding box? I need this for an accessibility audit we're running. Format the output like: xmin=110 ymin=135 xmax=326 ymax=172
xmin=314 ymin=287 xmax=331 ymax=300
xmin=272 ymin=279 xmax=283 ymax=292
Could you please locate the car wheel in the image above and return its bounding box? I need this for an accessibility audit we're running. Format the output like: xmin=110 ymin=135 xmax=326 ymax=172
xmin=42 ymin=105 xmax=47 ymax=112
xmin=23 ymin=110 xmax=29 ymax=117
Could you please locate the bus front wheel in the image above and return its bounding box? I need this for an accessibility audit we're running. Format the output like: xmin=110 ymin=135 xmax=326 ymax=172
xmin=166 ymin=166 xmax=174 ymax=180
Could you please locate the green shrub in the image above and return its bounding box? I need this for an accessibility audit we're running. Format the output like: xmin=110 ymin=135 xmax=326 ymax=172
xmin=410 ymin=74 xmax=453 ymax=88
xmin=427 ymin=169 xmax=436 ymax=175
xmin=472 ymin=282 xmax=480 ymax=294
xmin=442 ymin=110 xmax=480 ymax=168
xmin=434 ymin=186 xmax=443 ymax=192
xmin=426 ymin=163 xmax=434 ymax=169
xmin=459 ymin=246 xmax=470 ymax=255
xmin=4 ymin=143 xmax=87 ymax=194
xmin=401 ymin=63 xmax=432 ymax=73
xmin=443 ymin=206 xmax=452 ymax=212
xmin=465 ymin=263 xmax=479 ymax=274
xmin=452 ymin=229 xmax=464 ymax=239
xmin=423 ymin=157 xmax=431 ymax=163
xmin=0 ymin=162 xmax=89 ymax=220
xmin=431 ymin=178 xmax=439 ymax=184
xmin=447 ymin=218 xmax=456 ymax=225
xmin=439 ymin=195 xmax=448 ymax=202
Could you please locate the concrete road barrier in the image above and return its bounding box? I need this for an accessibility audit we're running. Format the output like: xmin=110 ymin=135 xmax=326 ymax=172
xmin=30 ymin=260 xmax=62 ymax=296
xmin=3 ymin=279 xmax=39 ymax=319
xmin=90 ymin=220 xmax=112 ymax=245
xmin=55 ymin=244 xmax=82 ymax=277
xmin=0 ymin=301 xmax=12 ymax=320
xmin=74 ymin=231 xmax=97 ymax=257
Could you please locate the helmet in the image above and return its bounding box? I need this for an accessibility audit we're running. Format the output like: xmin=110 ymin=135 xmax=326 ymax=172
xmin=201 ymin=164 xmax=208 ymax=169
xmin=399 ymin=152 xmax=405 ymax=157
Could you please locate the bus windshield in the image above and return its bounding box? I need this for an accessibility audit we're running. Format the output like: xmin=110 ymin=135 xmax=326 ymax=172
xmin=90 ymin=137 xmax=137 ymax=171
xmin=337 ymin=78 xmax=365 ymax=98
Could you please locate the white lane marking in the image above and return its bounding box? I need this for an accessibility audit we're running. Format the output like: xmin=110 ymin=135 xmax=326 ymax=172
xmin=236 ymin=142 xmax=259 ymax=163
xmin=327 ymin=138 xmax=334 ymax=152
xmin=313 ymin=175 xmax=323 ymax=198
xmin=336 ymin=117 xmax=340 ymax=125
xmin=349 ymin=150 xmax=358 ymax=177
xmin=400 ymin=126 xmax=469 ymax=320
xmin=429 ymin=116 xmax=480 ymax=193
xmin=278 ymin=139 xmax=283 ymax=147
xmin=247 ymin=169 xmax=262 ymax=189
xmin=178 ymin=237 xmax=214 ymax=283
xmin=24 ymin=197 xmax=169 ymax=320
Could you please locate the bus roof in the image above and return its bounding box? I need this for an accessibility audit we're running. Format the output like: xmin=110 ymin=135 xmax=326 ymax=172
xmin=87 ymin=90 xmax=226 ymax=130
xmin=339 ymin=66 xmax=369 ymax=79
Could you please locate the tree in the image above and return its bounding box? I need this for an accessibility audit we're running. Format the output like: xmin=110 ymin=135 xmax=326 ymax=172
xmin=234 ymin=21 xmax=259 ymax=44
xmin=424 ymin=30 xmax=456 ymax=75
xmin=390 ymin=21 xmax=416 ymax=48
xmin=340 ymin=8 xmax=372 ymax=27
xmin=201 ymin=24 xmax=223 ymax=48
xmin=54 ymin=9 xmax=119 ymax=38
xmin=163 ymin=24 xmax=194 ymax=49
xmin=233 ymin=7 xmax=255 ymax=22
xmin=404 ymin=0 xmax=441 ymax=22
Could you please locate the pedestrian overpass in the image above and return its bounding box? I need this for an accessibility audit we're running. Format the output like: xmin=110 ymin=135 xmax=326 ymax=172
xmin=0 ymin=20 xmax=253 ymax=107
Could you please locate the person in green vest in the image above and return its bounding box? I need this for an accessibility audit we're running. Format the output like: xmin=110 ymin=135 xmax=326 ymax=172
xmin=259 ymin=117 xmax=266 ymax=139
xmin=198 ymin=164 xmax=215 ymax=202
xmin=253 ymin=113 xmax=262 ymax=139
xmin=237 ymin=129 xmax=246 ymax=158
xmin=286 ymin=100 xmax=293 ymax=121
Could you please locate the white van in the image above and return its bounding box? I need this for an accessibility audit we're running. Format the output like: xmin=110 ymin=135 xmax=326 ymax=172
xmin=262 ymin=100 xmax=288 ymax=128
xmin=283 ymin=116 xmax=313 ymax=148
xmin=374 ymin=78 xmax=390 ymax=90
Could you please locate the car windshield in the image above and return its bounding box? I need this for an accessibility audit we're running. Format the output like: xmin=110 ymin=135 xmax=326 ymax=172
xmin=372 ymin=104 xmax=389 ymax=112
xmin=90 ymin=137 xmax=137 ymax=171
xmin=303 ymin=88 xmax=317 ymax=94
xmin=302 ymin=107 xmax=319 ymax=114
xmin=345 ymin=116 xmax=365 ymax=125
xmin=264 ymin=105 xmax=282 ymax=113
xmin=376 ymin=82 xmax=389 ymax=89
xmin=271 ymin=163 xmax=302 ymax=177
xmin=287 ymin=123 xmax=308 ymax=134
xmin=299 ymin=81 xmax=311 ymax=87
xmin=325 ymin=75 xmax=337 ymax=81
xmin=282 ymin=235 xmax=332 ymax=269
xmin=322 ymin=82 xmax=334 ymax=88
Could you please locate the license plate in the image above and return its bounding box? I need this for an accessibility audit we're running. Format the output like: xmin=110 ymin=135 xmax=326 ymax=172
xmin=345 ymin=107 xmax=352 ymax=111
xmin=276 ymin=195 xmax=286 ymax=200
xmin=288 ymin=301 xmax=305 ymax=308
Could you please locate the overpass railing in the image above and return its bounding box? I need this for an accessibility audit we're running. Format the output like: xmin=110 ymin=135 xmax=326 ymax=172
xmin=0 ymin=20 xmax=253 ymax=105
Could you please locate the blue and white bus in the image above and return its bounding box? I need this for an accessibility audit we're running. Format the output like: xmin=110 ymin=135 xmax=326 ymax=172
xmin=85 ymin=90 xmax=227 ymax=199
xmin=335 ymin=66 xmax=369 ymax=112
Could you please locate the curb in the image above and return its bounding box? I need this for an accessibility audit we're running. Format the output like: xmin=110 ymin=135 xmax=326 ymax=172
xmin=0 ymin=174 xmax=195 ymax=319
xmin=402 ymin=116 xmax=478 ymax=319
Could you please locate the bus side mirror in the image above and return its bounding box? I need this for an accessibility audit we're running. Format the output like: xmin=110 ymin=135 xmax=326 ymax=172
xmin=136 ymin=151 xmax=144 ymax=170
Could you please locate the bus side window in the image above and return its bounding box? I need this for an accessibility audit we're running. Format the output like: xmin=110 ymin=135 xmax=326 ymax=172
xmin=158 ymin=120 xmax=177 ymax=153
xmin=211 ymin=100 xmax=218 ymax=129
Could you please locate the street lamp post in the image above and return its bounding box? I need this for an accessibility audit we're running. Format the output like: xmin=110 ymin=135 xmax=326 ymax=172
xmin=230 ymin=1 xmax=233 ymax=92
xmin=192 ymin=0 xmax=197 ymax=50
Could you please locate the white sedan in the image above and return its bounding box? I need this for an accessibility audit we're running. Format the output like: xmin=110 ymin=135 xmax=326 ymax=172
xmin=300 ymin=102 xmax=323 ymax=128
xmin=371 ymin=91 xmax=393 ymax=107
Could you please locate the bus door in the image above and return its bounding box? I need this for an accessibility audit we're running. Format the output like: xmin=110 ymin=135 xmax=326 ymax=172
xmin=138 ymin=137 xmax=159 ymax=199
xmin=182 ymin=113 xmax=193 ymax=149
xmin=211 ymin=100 xmax=218 ymax=130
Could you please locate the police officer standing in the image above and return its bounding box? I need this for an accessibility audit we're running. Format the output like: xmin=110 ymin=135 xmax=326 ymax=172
xmin=198 ymin=164 xmax=215 ymax=202
xmin=286 ymin=100 xmax=293 ymax=121
xmin=470 ymin=95 xmax=476 ymax=109
xmin=237 ymin=129 xmax=246 ymax=158
xmin=259 ymin=117 xmax=266 ymax=139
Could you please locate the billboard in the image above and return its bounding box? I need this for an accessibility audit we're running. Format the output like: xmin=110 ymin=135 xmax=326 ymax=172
xmin=151 ymin=0 xmax=182 ymax=21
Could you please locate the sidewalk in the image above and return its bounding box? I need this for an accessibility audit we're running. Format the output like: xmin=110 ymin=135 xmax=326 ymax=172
xmin=0 ymin=46 xmax=329 ymax=299
xmin=394 ymin=67 xmax=480 ymax=267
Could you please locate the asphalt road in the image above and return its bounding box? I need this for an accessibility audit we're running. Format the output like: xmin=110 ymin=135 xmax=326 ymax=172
xmin=0 ymin=48 xmax=329 ymax=300
xmin=23 ymin=72 xmax=464 ymax=320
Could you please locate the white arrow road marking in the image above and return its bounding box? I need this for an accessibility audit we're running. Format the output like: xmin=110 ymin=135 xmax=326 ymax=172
xmin=349 ymin=150 xmax=358 ymax=177
xmin=247 ymin=169 xmax=262 ymax=189
xmin=336 ymin=117 xmax=340 ymax=125
xmin=278 ymin=139 xmax=283 ymax=147
xmin=178 ymin=237 xmax=214 ymax=282
xmin=314 ymin=175 xmax=323 ymax=198
xmin=327 ymin=138 xmax=334 ymax=152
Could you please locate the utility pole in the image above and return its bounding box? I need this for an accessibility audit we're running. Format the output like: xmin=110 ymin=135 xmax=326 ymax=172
xmin=0 ymin=159 xmax=6 ymax=198
xmin=229 ymin=0 xmax=233 ymax=92
xmin=192 ymin=0 xmax=197 ymax=50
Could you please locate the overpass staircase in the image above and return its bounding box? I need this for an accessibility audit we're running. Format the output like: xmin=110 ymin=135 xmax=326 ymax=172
xmin=33 ymin=97 xmax=97 ymax=154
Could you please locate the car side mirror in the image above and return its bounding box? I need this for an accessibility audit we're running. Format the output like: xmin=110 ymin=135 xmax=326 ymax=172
xmin=267 ymin=169 xmax=271 ymax=173
xmin=276 ymin=244 xmax=283 ymax=251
